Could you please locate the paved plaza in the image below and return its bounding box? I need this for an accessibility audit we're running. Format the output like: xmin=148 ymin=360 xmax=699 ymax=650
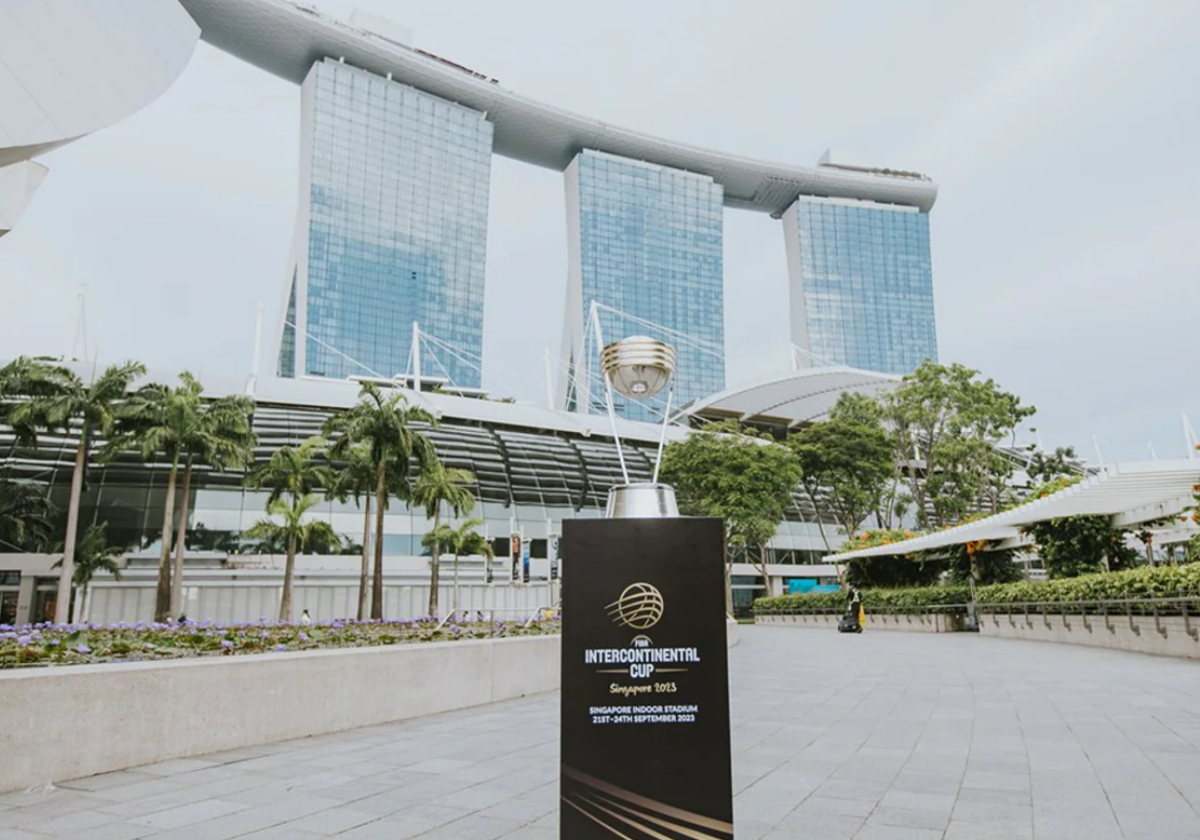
xmin=2 ymin=626 xmax=1200 ymax=839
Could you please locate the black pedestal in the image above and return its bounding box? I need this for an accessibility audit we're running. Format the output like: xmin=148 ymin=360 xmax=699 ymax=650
xmin=559 ymin=517 xmax=733 ymax=839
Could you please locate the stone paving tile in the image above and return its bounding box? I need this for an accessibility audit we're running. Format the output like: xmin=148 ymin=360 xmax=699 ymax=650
xmin=7 ymin=627 xmax=1200 ymax=839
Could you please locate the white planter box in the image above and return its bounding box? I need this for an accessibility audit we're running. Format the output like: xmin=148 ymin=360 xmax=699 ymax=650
xmin=0 ymin=635 xmax=560 ymax=793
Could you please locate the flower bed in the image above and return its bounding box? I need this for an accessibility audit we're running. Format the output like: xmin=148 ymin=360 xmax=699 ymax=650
xmin=0 ymin=615 xmax=560 ymax=669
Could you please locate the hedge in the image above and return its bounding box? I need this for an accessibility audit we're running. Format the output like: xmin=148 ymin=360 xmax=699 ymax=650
xmin=974 ymin=563 xmax=1200 ymax=605
xmin=753 ymin=563 xmax=1200 ymax=615
xmin=754 ymin=585 xmax=970 ymax=614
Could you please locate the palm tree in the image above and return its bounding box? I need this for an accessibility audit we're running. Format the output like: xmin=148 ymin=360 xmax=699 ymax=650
xmin=445 ymin=517 xmax=492 ymax=615
xmin=5 ymin=360 xmax=145 ymax=623
xmin=412 ymin=461 xmax=476 ymax=617
xmin=243 ymin=494 xmax=340 ymax=621
xmin=168 ymin=391 xmax=255 ymax=618
xmin=51 ymin=522 xmax=123 ymax=622
xmin=323 ymin=383 xmax=435 ymax=620
xmin=0 ymin=476 xmax=54 ymax=553
xmin=110 ymin=373 xmax=254 ymax=620
xmin=326 ymin=442 xmax=394 ymax=620
xmin=244 ymin=437 xmax=334 ymax=621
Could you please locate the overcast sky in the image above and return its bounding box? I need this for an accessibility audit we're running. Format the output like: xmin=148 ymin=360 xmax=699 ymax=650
xmin=2 ymin=0 xmax=1198 ymax=463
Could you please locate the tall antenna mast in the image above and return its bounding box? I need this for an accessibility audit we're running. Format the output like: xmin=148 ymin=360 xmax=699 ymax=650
xmin=70 ymin=283 xmax=88 ymax=361
xmin=246 ymin=301 xmax=264 ymax=396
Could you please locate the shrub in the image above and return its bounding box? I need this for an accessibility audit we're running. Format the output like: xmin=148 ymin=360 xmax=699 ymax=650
xmin=754 ymin=585 xmax=970 ymax=615
xmin=975 ymin=563 xmax=1200 ymax=604
xmin=753 ymin=564 xmax=1200 ymax=615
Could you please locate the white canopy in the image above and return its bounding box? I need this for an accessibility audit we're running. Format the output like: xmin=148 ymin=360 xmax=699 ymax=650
xmin=833 ymin=460 xmax=1200 ymax=561
xmin=683 ymin=366 xmax=899 ymax=428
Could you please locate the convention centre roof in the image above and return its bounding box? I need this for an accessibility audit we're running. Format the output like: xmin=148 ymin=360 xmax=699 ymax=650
xmin=175 ymin=0 xmax=938 ymax=216
xmin=683 ymin=366 xmax=900 ymax=428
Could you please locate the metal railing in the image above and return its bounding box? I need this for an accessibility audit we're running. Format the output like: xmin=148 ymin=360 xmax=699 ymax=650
xmin=754 ymin=603 xmax=972 ymax=630
xmin=975 ymin=597 xmax=1200 ymax=641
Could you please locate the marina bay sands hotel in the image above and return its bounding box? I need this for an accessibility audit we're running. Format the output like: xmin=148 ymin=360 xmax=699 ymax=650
xmin=181 ymin=0 xmax=939 ymax=419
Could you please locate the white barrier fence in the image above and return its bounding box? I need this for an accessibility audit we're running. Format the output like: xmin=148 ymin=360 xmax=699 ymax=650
xmin=88 ymin=579 xmax=556 ymax=624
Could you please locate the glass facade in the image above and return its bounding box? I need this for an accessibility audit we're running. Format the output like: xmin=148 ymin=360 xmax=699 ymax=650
xmin=278 ymin=275 xmax=296 ymax=378
xmin=278 ymin=59 xmax=493 ymax=385
xmin=785 ymin=197 xmax=936 ymax=375
xmin=567 ymin=150 xmax=724 ymax=422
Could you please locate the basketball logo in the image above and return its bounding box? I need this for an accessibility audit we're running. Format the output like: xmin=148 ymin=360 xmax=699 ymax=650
xmin=606 ymin=583 xmax=665 ymax=630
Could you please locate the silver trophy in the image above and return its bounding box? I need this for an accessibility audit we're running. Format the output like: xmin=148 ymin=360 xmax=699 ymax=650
xmin=599 ymin=335 xmax=680 ymax=519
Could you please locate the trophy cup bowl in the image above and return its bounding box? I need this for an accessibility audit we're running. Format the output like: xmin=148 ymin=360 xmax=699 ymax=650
xmin=600 ymin=336 xmax=676 ymax=400
xmin=600 ymin=336 xmax=679 ymax=518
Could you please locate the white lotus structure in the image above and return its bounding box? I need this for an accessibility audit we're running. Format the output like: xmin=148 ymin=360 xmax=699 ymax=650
xmin=0 ymin=0 xmax=200 ymax=236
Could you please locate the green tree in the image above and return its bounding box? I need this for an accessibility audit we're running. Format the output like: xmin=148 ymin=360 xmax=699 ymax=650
xmin=0 ymin=476 xmax=54 ymax=553
xmin=243 ymin=494 xmax=340 ymax=619
xmin=5 ymin=359 xmax=145 ymax=622
xmin=1026 ymin=444 xmax=1082 ymax=485
xmin=940 ymin=542 xmax=1023 ymax=586
xmin=111 ymin=373 xmax=255 ymax=620
xmin=842 ymin=555 xmax=944 ymax=589
xmin=323 ymin=383 xmax=436 ymax=619
xmin=881 ymin=361 xmax=1035 ymax=529
xmin=789 ymin=408 xmax=892 ymax=541
xmin=659 ymin=420 xmax=802 ymax=613
xmin=412 ymin=462 xmax=476 ymax=617
xmin=1021 ymin=515 xmax=1138 ymax=579
xmin=51 ymin=522 xmax=124 ymax=622
xmin=325 ymin=442 xmax=391 ymax=620
xmin=244 ymin=437 xmax=334 ymax=621
xmin=439 ymin=516 xmax=489 ymax=614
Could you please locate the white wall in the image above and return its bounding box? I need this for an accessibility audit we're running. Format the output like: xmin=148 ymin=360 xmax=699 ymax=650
xmin=88 ymin=577 xmax=557 ymax=624
xmin=0 ymin=634 xmax=560 ymax=793
xmin=979 ymin=610 xmax=1200 ymax=660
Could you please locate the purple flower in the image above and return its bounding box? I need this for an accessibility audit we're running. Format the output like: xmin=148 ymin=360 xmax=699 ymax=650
xmin=221 ymin=639 xmax=233 ymax=650
xmin=298 ymin=632 xmax=309 ymax=643
xmin=16 ymin=635 xmax=31 ymax=646
xmin=49 ymin=640 xmax=60 ymax=647
xmin=77 ymin=644 xmax=91 ymax=654
xmin=274 ymin=644 xmax=286 ymax=652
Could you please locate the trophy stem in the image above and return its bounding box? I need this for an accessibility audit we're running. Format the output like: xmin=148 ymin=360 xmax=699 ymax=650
xmin=602 ymin=371 xmax=631 ymax=484
xmin=651 ymin=387 xmax=674 ymax=485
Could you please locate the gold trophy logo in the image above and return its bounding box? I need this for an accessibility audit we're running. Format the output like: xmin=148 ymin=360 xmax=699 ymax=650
xmin=607 ymin=583 xmax=664 ymax=630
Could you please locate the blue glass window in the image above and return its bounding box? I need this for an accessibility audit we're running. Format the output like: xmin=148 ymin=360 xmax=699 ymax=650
xmin=790 ymin=198 xmax=936 ymax=374
xmin=282 ymin=60 xmax=493 ymax=386
xmin=570 ymin=151 xmax=725 ymax=422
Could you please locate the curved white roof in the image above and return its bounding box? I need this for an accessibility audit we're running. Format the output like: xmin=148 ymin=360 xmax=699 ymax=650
xmin=174 ymin=0 xmax=938 ymax=217
xmin=833 ymin=460 xmax=1200 ymax=561
xmin=0 ymin=161 xmax=47 ymax=238
xmin=683 ymin=366 xmax=900 ymax=427
xmin=0 ymin=0 xmax=199 ymax=167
